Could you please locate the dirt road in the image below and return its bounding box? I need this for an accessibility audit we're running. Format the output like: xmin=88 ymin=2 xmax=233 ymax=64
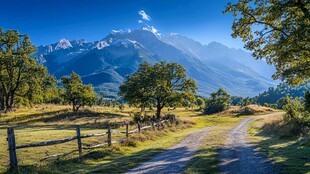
xmin=125 ymin=126 xmax=214 ymax=174
xmin=219 ymin=112 xmax=283 ymax=174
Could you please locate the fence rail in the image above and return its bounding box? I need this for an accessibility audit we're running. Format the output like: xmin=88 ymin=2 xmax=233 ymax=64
xmin=6 ymin=118 xmax=175 ymax=169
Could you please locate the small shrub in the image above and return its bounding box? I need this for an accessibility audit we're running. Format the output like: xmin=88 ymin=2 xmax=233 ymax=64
xmin=121 ymin=139 xmax=137 ymax=147
xmin=283 ymin=98 xmax=303 ymax=123
xmin=118 ymin=103 xmax=125 ymax=110
xmin=238 ymin=106 xmax=256 ymax=115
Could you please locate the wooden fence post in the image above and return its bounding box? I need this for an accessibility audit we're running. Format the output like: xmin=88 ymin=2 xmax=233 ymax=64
xmin=7 ymin=127 xmax=17 ymax=169
xmin=107 ymin=125 xmax=112 ymax=147
xmin=126 ymin=123 xmax=129 ymax=139
xmin=138 ymin=122 xmax=141 ymax=133
xmin=76 ymin=126 xmax=82 ymax=160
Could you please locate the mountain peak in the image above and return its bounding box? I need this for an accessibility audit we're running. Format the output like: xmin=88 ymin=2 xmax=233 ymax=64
xmin=55 ymin=38 xmax=73 ymax=50
xmin=141 ymin=25 xmax=161 ymax=37
xmin=207 ymin=41 xmax=228 ymax=49
xmin=111 ymin=29 xmax=131 ymax=35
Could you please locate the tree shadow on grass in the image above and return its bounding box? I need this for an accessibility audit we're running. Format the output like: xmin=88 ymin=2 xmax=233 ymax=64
xmin=4 ymin=147 xmax=166 ymax=174
xmin=3 ymin=109 xmax=126 ymax=127
xmin=251 ymin=123 xmax=310 ymax=174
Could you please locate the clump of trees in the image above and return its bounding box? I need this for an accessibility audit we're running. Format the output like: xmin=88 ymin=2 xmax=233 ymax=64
xmin=61 ymin=72 xmax=96 ymax=112
xmin=0 ymin=29 xmax=56 ymax=112
xmin=252 ymin=82 xmax=309 ymax=106
xmin=119 ymin=61 xmax=197 ymax=119
xmin=204 ymin=88 xmax=231 ymax=115
xmin=0 ymin=28 xmax=97 ymax=112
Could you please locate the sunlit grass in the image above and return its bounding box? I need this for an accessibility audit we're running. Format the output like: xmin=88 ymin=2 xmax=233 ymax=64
xmin=249 ymin=115 xmax=310 ymax=174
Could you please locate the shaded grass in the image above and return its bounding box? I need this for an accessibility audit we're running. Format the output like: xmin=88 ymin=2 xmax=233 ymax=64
xmin=3 ymin=120 xmax=201 ymax=174
xmin=249 ymin=115 xmax=310 ymax=174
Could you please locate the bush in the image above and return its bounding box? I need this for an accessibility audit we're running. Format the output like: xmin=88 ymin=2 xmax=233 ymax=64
xmin=204 ymin=89 xmax=231 ymax=115
xmin=238 ymin=106 xmax=256 ymax=115
xmin=283 ymin=98 xmax=303 ymax=123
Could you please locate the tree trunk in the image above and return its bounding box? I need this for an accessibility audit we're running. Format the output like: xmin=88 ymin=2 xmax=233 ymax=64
xmin=5 ymin=92 xmax=14 ymax=112
xmin=0 ymin=94 xmax=4 ymax=111
xmin=156 ymin=103 xmax=161 ymax=120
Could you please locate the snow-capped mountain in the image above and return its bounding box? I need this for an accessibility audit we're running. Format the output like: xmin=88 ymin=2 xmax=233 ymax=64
xmin=35 ymin=26 xmax=277 ymax=97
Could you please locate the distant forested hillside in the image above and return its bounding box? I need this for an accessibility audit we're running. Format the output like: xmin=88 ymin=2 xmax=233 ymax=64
xmin=253 ymin=81 xmax=310 ymax=105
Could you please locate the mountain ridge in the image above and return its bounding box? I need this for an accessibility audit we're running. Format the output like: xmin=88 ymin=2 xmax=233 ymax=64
xmin=35 ymin=26 xmax=278 ymax=98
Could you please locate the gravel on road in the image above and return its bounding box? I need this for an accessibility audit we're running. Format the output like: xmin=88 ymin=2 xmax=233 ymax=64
xmin=219 ymin=112 xmax=283 ymax=174
xmin=125 ymin=126 xmax=215 ymax=174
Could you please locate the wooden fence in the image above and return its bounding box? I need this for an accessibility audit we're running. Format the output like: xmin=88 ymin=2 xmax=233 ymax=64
xmin=6 ymin=119 xmax=174 ymax=169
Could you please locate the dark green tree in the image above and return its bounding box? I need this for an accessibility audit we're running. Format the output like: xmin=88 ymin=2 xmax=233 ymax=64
xmin=224 ymin=0 xmax=309 ymax=84
xmin=61 ymin=72 xmax=96 ymax=112
xmin=277 ymin=96 xmax=291 ymax=109
xmin=196 ymin=97 xmax=205 ymax=110
xmin=204 ymin=88 xmax=231 ymax=115
xmin=119 ymin=61 xmax=197 ymax=119
xmin=0 ymin=29 xmax=50 ymax=112
xmin=242 ymin=97 xmax=251 ymax=107
xmin=231 ymin=96 xmax=243 ymax=106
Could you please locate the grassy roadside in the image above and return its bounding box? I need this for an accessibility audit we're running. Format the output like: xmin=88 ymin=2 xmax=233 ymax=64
xmin=0 ymin=105 xmax=274 ymax=173
xmin=0 ymin=105 xmax=203 ymax=173
xmin=4 ymin=115 xmax=219 ymax=174
xmin=248 ymin=115 xmax=310 ymax=174
xmin=183 ymin=115 xmax=248 ymax=174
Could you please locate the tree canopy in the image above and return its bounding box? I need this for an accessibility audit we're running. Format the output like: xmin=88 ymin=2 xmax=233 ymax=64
xmin=252 ymin=82 xmax=309 ymax=105
xmin=119 ymin=61 xmax=197 ymax=119
xmin=204 ymin=88 xmax=231 ymax=115
xmin=224 ymin=0 xmax=309 ymax=84
xmin=61 ymin=72 xmax=96 ymax=112
xmin=0 ymin=29 xmax=53 ymax=111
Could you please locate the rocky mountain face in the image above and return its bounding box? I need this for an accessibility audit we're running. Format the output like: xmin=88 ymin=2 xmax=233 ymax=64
xmin=35 ymin=26 xmax=277 ymax=98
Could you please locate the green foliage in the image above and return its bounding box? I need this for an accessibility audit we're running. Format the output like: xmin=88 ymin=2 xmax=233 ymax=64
xmin=204 ymin=88 xmax=231 ymax=115
xmin=196 ymin=97 xmax=205 ymax=110
xmin=242 ymin=97 xmax=251 ymax=107
xmin=231 ymin=96 xmax=243 ymax=106
xmin=224 ymin=0 xmax=310 ymax=84
xmin=276 ymin=96 xmax=291 ymax=109
xmin=253 ymin=82 xmax=310 ymax=106
xmin=0 ymin=29 xmax=54 ymax=111
xmin=283 ymin=98 xmax=304 ymax=123
xmin=269 ymin=104 xmax=278 ymax=109
xmin=119 ymin=61 xmax=197 ymax=119
xmin=239 ymin=106 xmax=256 ymax=115
xmin=119 ymin=103 xmax=125 ymax=110
xmin=61 ymin=72 xmax=96 ymax=112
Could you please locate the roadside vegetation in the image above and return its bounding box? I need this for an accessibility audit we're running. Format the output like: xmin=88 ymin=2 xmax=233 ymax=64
xmin=249 ymin=115 xmax=310 ymax=174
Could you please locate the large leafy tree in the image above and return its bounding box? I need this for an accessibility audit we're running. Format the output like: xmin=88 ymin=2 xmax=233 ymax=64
xmin=204 ymin=88 xmax=231 ymax=115
xmin=0 ymin=29 xmax=51 ymax=112
xmin=224 ymin=0 xmax=309 ymax=84
xmin=61 ymin=72 xmax=96 ymax=112
xmin=119 ymin=61 xmax=197 ymax=119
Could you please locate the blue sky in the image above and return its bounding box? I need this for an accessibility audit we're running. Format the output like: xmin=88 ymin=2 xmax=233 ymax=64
xmin=0 ymin=0 xmax=244 ymax=48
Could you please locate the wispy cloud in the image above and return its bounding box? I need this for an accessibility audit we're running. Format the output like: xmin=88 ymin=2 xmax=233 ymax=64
xmin=138 ymin=20 xmax=143 ymax=24
xmin=138 ymin=10 xmax=151 ymax=21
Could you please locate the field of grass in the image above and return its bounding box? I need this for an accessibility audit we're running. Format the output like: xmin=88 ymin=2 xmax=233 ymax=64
xmin=0 ymin=105 xmax=204 ymax=173
xmin=0 ymin=104 xmax=278 ymax=173
xmin=248 ymin=115 xmax=310 ymax=174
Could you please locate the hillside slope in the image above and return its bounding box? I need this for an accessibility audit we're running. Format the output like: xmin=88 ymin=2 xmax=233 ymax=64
xmin=35 ymin=26 xmax=277 ymax=97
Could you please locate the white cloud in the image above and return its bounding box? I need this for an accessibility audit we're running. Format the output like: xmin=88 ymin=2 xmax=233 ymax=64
xmin=138 ymin=10 xmax=151 ymax=21
xmin=138 ymin=20 xmax=143 ymax=24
